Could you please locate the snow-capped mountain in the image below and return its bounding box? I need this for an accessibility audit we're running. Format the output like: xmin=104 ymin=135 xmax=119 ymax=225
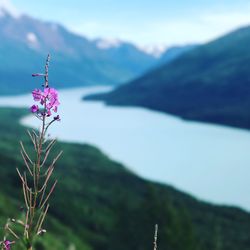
xmin=0 ymin=1 xmax=196 ymax=95
xmin=0 ymin=2 xmax=159 ymax=94
xmin=137 ymin=44 xmax=167 ymax=58
xmin=95 ymin=38 xmax=122 ymax=49
xmin=0 ymin=0 xmax=20 ymax=18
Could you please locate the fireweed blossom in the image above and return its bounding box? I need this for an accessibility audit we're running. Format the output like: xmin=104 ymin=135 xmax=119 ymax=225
xmin=3 ymin=241 xmax=10 ymax=250
xmin=31 ymin=87 xmax=60 ymax=118
xmin=1 ymin=55 xmax=62 ymax=250
xmin=30 ymin=104 xmax=39 ymax=113
xmin=1 ymin=240 xmax=14 ymax=250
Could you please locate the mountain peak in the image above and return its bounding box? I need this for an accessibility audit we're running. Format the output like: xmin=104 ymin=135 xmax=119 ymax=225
xmin=137 ymin=44 xmax=167 ymax=58
xmin=0 ymin=0 xmax=21 ymax=18
xmin=95 ymin=38 xmax=122 ymax=49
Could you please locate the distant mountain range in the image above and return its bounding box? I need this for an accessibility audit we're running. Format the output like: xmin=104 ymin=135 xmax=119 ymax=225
xmin=0 ymin=6 xmax=198 ymax=95
xmin=87 ymin=26 xmax=250 ymax=130
xmin=0 ymin=8 xmax=158 ymax=94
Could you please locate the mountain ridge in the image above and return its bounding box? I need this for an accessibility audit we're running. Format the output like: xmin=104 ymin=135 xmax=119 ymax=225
xmin=86 ymin=25 xmax=250 ymax=130
xmin=0 ymin=3 xmax=202 ymax=95
xmin=0 ymin=9 xmax=158 ymax=94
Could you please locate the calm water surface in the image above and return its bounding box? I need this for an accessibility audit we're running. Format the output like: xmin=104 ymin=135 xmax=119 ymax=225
xmin=1 ymin=86 xmax=250 ymax=210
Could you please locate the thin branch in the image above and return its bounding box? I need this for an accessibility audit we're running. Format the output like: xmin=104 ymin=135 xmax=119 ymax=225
xmin=38 ymin=166 xmax=54 ymax=193
xmin=45 ymin=151 xmax=63 ymax=175
xmin=37 ymin=204 xmax=49 ymax=234
xmin=20 ymin=141 xmax=33 ymax=164
xmin=40 ymin=180 xmax=57 ymax=209
xmin=24 ymin=173 xmax=30 ymax=204
xmin=21 ymin=150 xmax=33 ymax=176
xmin=22 ymin=183 xmax=29 ymax=209
xmin=153 ymin=224 xmax=158 ymax=250
xmin=16 ymin=168 xmax=31 ymax=193
xmin=24 ymin=210 xmax=29 ymax=237
xmin=29 ymin=188 xmax=33 ymax=218
xmin=31 ymin=129 xmax=39 ymax=139
xmin=38 ymin=184 xmax=47 ymax=208
xmin=27 ymin=130 xmax=37 ymax=152
xmin=45 ymin=138 xmax=57 ymax=153
xmin=6 ymin=226 xmax=19 ymax=240
xmin=44 ymin=54 xmax=50 ymax=88
xmin=40 ymin=139 xmax=57 ymax=168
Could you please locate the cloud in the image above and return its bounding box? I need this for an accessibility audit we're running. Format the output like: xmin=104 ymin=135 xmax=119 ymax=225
xmin=0 ymin=0 xmax=21 ymax=18
xmin=134 ymin=9 xmax=250 ymax=46
xmin=69 ymin=8 xmax=250 ymax=48
xmin=202 ymin=12 xmax=250 ymax=31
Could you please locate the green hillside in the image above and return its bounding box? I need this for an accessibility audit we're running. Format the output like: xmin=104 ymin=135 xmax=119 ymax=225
xmin=1 ymin=108 xmax=250 ymax=249
xmin=87 ymin=26 xmax=250 ymax=130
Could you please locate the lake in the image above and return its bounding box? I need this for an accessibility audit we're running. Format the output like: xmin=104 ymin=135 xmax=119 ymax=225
xmin=1 ymin=86 xmax=250 ymax=210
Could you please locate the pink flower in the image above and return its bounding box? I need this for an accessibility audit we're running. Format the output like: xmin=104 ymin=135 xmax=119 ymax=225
xmin=30 ymin=87 xmax=60 ymax=117
xmin=46 ymin=109 xmax=52 ymax=117
xmin=44 ymin=88 xmax=59 ymax=103
xmin=32 ymin=89 xmax=42 ymax=102
xmin=30 ymin=105 xmax=39 ymax=113
xmin=44 ymin=87 xmax=60 ymax=114
xmin=2 ymin=240 xmax=14 ymax=250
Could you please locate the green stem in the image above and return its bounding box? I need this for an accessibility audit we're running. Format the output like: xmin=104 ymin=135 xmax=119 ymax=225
xmin=29 ymin=99 xmax=47 ymax=246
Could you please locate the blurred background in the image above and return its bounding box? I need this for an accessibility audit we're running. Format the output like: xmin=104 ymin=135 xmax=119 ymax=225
xmin=0 ymin=0 xmax=250 ymax=249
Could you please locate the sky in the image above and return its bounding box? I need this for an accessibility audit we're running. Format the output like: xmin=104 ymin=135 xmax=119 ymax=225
xmin=3 ymin=0 xmax=250 ymax=49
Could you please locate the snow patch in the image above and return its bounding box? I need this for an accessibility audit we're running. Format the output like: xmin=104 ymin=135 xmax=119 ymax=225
xmin=27 ymin=32 xmax=38 ymax=44
xmin=138 ymin=44 xmax=167 ymax=58
xmin=0 ymin=0 xmax=21 ymax=18
xmin=96 ymin=38 xmax=122 ymax=49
